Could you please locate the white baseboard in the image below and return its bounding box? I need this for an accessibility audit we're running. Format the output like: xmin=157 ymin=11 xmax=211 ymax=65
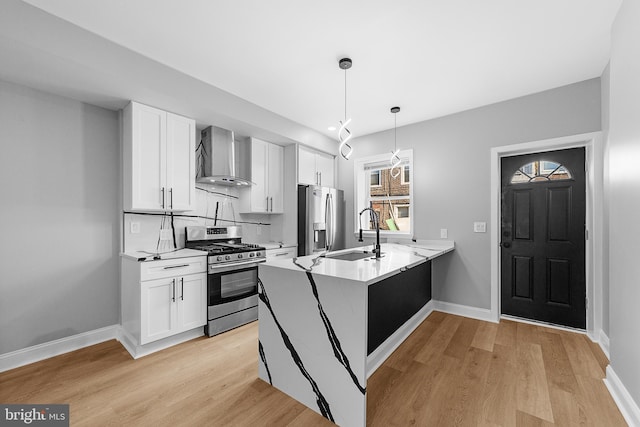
xmin=117 ymin=327 xmax=205 ymax=359
xmin=599 ymin=330 xmax=611 ymax=359
xmin=431 ymin=300 xmax=496 ymax=323
xmin=366 ymin=300 xmax=434 ymax=377
xmin=0 ymin=325 xmax=119 ymax=373
xmin=604 ymin=365 xmax=640 ymax=427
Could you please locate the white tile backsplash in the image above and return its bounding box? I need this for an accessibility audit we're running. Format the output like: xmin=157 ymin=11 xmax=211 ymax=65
xmin=122 ymin=184 xmax=276 ymax=253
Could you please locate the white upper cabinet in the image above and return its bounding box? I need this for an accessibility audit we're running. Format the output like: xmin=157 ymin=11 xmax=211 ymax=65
xmin=123 ymin=101 xmax=195 ymax=212
xmin=298 ymin=145 xmax=335 ymax=188
xmin=240 ymin=138 xmax=284 ymax=214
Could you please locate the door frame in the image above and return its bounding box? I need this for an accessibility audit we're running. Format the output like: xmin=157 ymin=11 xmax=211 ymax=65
xmin=490 ymin=132 xmax=604 ymax=342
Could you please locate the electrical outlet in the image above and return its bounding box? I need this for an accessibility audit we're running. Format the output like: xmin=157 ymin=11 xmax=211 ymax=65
xmin=474 ymin=222 xmax=487 ymax=233
xmin=440 ymin=228 xmax=448 ymax=239
xmin=159 ymin=229 xmax=172 ymax=241
xmin=130 ymin=222 xmax=140 ymax=234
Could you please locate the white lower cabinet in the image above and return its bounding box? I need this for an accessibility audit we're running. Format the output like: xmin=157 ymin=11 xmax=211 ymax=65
xmin=140 ymin=273 xmax=206 ymax=344
xmin=122 ymin=255 xmax=207 ymax=349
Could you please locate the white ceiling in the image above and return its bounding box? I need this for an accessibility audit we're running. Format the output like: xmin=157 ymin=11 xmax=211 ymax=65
xmin=13 ymin=0 xmax=623 ymax=139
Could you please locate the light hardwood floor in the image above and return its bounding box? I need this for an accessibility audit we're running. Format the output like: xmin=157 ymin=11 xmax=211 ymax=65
xmin=0 ymin=312 xmax=626 ymax=426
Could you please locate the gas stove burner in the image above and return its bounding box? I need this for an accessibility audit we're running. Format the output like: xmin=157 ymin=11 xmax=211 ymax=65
xmin=184 ymin=226 xmax=266 ymax=266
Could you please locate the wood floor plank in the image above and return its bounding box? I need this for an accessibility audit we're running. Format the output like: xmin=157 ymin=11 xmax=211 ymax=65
xmin=494 ymin=318 xmax=517 ymax=347
xmin=574 ymin=374 xmax=628 ymax=426
xmin=516 ymin=342 xmax=555 ymax=422
xmin=480 ymin=343 xmax=517 ymax=427
xmin=561 ymin=331 xmax=606 ymax=379
xmin=539 ymin=330 xmax=579 ymax=394
xmin=0 ymin=314 xmax=626 ymax=427
xmin=471 ymin=320 xmax=498 ymax=352
xmin=365 ymin=365 xmax=403 ymax=421
xmin=413 ymin=313 xmax=462 ymax=363
xmin=434 ymin=346 xmax=493 ymax=426
xmin=516 ymin=321 xmax=543 ymax=345
xmin=385 ymin=319 xmax=438 ymax=372
xmin=444 ymin=317 xmax=480 ymax=360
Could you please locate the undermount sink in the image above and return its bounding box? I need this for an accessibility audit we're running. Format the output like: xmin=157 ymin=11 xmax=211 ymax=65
xmin=324 ymin=250 xmax=380 ymax=261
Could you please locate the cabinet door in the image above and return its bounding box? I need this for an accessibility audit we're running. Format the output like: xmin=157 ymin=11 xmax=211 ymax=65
xmin=250 ymin=139 xmax=269 ymax=212
xmin=166 ymin=113 xmax=195 ymax=211
xmin=130 ymin=103 xmax=167 ymax=211
xmin=268 ymin=143 xmax=284 ymax=213
xmin=298 ymin=146 xmax=317 ymax=185
xmin=315 ymin=153 xmax=335 ymax=188
xmin=141 ymin=277 xmax=178 ymax=344
xmin=177 ymin=273 xmax=207 ymax=332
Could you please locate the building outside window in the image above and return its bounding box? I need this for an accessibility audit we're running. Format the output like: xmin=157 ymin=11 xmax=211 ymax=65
xmin=354 ymin=150 xmax=413 ymax=235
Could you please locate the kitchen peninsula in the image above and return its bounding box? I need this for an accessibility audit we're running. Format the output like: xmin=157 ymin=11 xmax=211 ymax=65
xmin=257 ymin=242 xmax=454 ymax=426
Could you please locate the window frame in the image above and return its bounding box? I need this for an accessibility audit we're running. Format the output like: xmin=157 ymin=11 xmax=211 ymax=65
xmin=370 ymin=170 xmax=382 ymax=187
xmin=401 ymin=165 xmax=410 ymax=185
xmin=354 ymin=149 xmax=414 ymax=237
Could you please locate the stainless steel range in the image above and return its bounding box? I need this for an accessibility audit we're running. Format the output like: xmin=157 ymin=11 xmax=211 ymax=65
xmin=185 ymin=226 xmax=265 ymax=336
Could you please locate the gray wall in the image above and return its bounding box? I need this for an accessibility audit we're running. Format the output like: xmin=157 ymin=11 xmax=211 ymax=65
xmin=338 ymin=79 xmax=601 ymax=310
xmin=0 ymin=79 xmax=120 ymax=354
xmin=608 ymin=0 xmax=640 ymax=407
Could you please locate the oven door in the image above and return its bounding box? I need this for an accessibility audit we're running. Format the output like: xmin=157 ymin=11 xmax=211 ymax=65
xmin=208 ymin=261 xmax=262 ymax=307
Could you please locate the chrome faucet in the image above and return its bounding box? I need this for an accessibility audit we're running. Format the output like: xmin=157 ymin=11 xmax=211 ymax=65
xmin=358 ymin=207 xmax=381 ymax=259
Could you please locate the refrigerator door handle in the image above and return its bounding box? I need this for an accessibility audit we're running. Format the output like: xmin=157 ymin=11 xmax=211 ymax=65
xmin=325 ymin=193 xmax=333 ymax=251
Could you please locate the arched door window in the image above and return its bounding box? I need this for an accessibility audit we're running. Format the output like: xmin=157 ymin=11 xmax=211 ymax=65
xmin=510 ymin=160 xmax=572 ymax=184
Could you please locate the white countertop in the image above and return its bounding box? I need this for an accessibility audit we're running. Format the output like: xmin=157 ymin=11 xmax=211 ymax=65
xmin=261 ymin=241 xmax=454 ymax=285
xmin=121 ymin=248 xmax=207 ymax=262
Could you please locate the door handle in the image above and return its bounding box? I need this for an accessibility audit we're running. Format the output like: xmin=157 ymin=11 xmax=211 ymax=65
xmin=172 ymin=278 xmax=176 ymax=302
xmin=501 ymin=242 xmax=511 ymax=248
xmin=180 ymin=277 xmax=184 ymax=301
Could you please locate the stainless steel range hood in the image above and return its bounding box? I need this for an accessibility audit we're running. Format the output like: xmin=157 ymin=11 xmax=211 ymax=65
xmin=197 ymin=126 xmax=253 ymax=186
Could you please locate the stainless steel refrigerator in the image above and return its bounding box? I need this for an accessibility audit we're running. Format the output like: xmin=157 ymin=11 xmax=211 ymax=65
xmin=297 ymin=185 xmax=346 ymax=256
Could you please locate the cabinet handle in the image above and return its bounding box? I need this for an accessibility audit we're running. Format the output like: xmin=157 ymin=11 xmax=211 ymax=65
xmin=270 ymin=197 xmax=273 ymax=212
xmin=161 ymin=187 xmax=166 ymax=209
xmin=172 ymin=278 xmax=176 ymax=302
xmin=274 ymin=252 xmax=287 ymax=257
xmin=170 ymin=188 xmax=173 ymax=210
xmin=163 ymin=264 xmax=189 ymax=269
xmin=180 ymin=277 xmax=184 ymax=301
xmin=266 ymin=196 xmax=269 ymax=212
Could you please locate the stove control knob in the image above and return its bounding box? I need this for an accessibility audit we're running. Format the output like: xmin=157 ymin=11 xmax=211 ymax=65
xmin=256 ymin=251 xmax=262 ymax=257
xmin=216 ymin=256 xmax=223 ymax=262
xmin=249 ymin=253 xmax=255 ymax=258
xmin=238 ymin=254 xmax=243 ymax=259
xmin=225 ymin=255 xmax=231 ymax=261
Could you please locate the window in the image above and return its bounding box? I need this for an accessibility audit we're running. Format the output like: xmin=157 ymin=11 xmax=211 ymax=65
xmin=370 ymin=170 xmax=381 ymax=187
xmin=511 ymin=160 xmax=572 ymax=184
xmin=354 ymin=150 xmax=413 ymax=235
xmin=401 ymin=165 xmax=410 ymax=184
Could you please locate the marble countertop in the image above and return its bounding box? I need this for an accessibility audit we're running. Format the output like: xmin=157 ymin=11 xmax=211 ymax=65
xmin=121 ymin=248 xmax=207 ymax=262
xmin=261 ymin=241 xmax=454 ymax=285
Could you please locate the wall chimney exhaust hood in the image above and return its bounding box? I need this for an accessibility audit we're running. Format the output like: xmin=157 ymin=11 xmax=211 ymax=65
xmin=197 ymin=126 xmax=253 ymax=186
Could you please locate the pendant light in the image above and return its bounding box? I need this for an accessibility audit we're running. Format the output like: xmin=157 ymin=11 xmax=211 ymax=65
xmin=389 ymin=106 xmax=401 ymax=178
xmin=337 ymin=57 xmax=353 ymax=160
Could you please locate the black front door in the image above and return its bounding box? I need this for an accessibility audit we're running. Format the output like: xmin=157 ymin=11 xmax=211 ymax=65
xmin=500 ymin=147 xmax=586 ymax=329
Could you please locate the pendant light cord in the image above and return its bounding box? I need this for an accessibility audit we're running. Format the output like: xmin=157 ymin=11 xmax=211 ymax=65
xmin=344 ymin=69 xmax=348 ymax=121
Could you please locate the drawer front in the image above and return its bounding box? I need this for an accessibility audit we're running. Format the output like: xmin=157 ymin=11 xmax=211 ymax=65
xmin=140 ymin=256 xmax=207 ymax=281
xmin=266 ymin=247 xmax=296 ymax=260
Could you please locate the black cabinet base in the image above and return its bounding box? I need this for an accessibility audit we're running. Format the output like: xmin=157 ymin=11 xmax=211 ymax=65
xmin=367 ymin=261 xmax=431 ymax=355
